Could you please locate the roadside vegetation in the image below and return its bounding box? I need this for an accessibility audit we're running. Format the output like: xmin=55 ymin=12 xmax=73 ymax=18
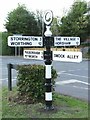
xmin=1 ymin=32 xmax=15 ymax=56
xmin=1 ymin=31 xmax=90 ymax=57
xmin=2 ymin=87 xmax=88 ymax=119
xmin=1 ymin=0 xmax=90 ymax=56
xmin=0 ymin=88 xmax=2 ymax=119
xmin=1 ymin=0 xmax=90 ymax=119
xmin=2 ymin=64 xmax=89 ymax=119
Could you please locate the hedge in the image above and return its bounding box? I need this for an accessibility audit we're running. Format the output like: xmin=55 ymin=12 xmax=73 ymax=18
xmin=17 ymin=64 xmax=57 ymax=103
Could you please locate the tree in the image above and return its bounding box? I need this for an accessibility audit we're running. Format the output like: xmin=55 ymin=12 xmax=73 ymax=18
xmin=51 ymin=17 xmax=61 ymax=35
xmin=2 ymin=32 xmax=14 ymax=55
xmin=60 ymin=0 xmax=88 ymax=42
xmin=87 ymin=15 xmax=90 ymax=37
xmin=35 ymin=10 xmax=43 ymax=36
xmin=86 ymin=2 xmax=90 ymax=37
xmin=5 ymin=4 xmax=40 ymax=35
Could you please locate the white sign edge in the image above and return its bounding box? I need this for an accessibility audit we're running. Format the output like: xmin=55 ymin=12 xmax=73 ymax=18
xmin=8 ymin=36 xmax=43 ymax=47
xmin=53 ymin=51 xmax=82 ymax=63
xmin=23 ymin=50 xmax=44 ymax=60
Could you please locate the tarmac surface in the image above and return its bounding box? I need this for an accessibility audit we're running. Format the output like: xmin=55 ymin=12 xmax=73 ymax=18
xmin=0 ymin=56 xmax=89 ymax=102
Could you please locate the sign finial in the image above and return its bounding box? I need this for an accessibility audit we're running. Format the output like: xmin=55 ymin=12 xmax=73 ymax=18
xmin=43 ymin=10 xmax=53 ymax=26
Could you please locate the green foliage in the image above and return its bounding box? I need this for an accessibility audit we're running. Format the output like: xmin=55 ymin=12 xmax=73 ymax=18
xmin=0 ymin=32 xmax=2 ymax=55
xmin=17 ymin=64 xmax=57 ymax=103
xmin=86 ymin=13 xmax=90 ymax=37
xmin=60 ymin=0 xmax=88 ymax=42
xmin=2 ymin=87 xmax=88 ymax=118
xmin=1 ymin=32 xmax=14 ymax=55
xmin=51 ymin=17 xmax=61 ymax=35
xmin=5 ymin=4 xmax=41 ymax=35
xmin=35 ymin=10 xmax=43 ymax=35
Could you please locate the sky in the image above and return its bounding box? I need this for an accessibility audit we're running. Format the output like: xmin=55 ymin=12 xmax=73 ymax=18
xmin=0 ymin=0 xmax=90 ymax=31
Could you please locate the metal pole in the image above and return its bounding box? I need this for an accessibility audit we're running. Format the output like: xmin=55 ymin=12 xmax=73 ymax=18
xmin=43 ymin=10 xmax=53 ymax=110
xmin=7 ymin=63 xmax=12 ymax=91
xmin=19 ymin=47 xmax=20 ymax=56
xmin=45 ymin=45 xmax=53 ymax=110
xmin=15 ymin=47 xmax=17 ymax=56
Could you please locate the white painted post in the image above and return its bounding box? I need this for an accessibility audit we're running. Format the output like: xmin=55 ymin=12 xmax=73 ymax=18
xmin=44 ymin=10 xmax=54 ymax=110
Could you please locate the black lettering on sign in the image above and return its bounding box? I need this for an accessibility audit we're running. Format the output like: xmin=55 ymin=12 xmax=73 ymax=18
xmin=67 ymin=55 xmax=79 ymax=59
xmin=30 ymin=55 xmax=37 ymax=58
xmin=25 ymin=51 xmax=28 ymax=54
xmin=70 ymin=38 xmax=75 ymax=41
xmin=11 ymin=42 xmax=20 ymax=45
xmin=30 ymin=51 xmax=40 ymax=54
xmin=76 ymin=55 xmax=79 ymax=59
xmin=11 ymin=42 xmax=15 ymax=45
xmin=63 ymin=37 xmax=76 ymax=41
xmin=21 ymin=42 xmax=32 ymax=45
xmin=56 ymin=42 xmax=61 ymax=45
xmin=25 ymin=55 xmax=28 ymax=57
xmin=57 ymin=38 xmax=61 ymax=41
xmin=11 ymin=37 xmax=14 ymax=41
xmin=54 ymin=54 xmax=58 ymax=57
xmin=38 ymin=42 xmax=41 ymax=45
xmin=61 ymin=42 xmax=71 ymax=45
xmin=35 ymin=38 xmax=38 ymax=41
xmin=40 ymin=38 xmax=42 ymax=41
xmin=10 ymin=42 xmax=32 ymax=46
xmin=30 ymin=37 xmax=37 ymax=41
xmin=64 ymin=38 xmax=67 ymax=41
xmin=61 ymin=42 xmax=64 ymax=45
xmin=54 ymin=54 xmax=65 ymax=58
xmin=59 ymin=54 xmax=65 ymax=58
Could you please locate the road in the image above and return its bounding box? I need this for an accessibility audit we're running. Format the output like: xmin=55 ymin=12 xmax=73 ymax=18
xmin=0 ymin=56 xmax=89 ymax=102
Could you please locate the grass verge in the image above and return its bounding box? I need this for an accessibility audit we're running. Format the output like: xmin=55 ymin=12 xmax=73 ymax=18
xmin=0 ymin=88 xmax=2 ymax=119
xmin=2 ymin=87 xmax=88 ymax=119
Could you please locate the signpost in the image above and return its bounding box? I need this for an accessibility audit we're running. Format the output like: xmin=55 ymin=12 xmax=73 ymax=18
xmin=8 ymin=36 xmax=43 ymax=47
xmin=8 ymin=10 xmax=82 ymax=111
xmin=24 ymin=50 xmax=43 ymax=60
xmin=43 ymin=10 xmax=53 ymax=110
xmin=53 ymin=51 xmax=82 ymax=62
xmin=54 ymin=37 xmax=80 ymax=46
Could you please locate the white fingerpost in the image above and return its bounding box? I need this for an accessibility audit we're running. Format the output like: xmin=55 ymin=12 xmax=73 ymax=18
xmin=44 ymin=10 xmax=53 ymax=110
xmin=45 ymin=65 xmax=51 ymax=79
xmin=45 ymin=92 xmax=52 ymax=101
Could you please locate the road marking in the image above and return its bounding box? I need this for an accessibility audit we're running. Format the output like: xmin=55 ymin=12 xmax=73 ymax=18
xmin=73 ymin=85 xmax=88 ymax=90
xmin=0 ymin=77 xmax=17 ymax=81
xmin=57 ymin=68 xmax=88 ymax=74
xmin=77 ymin=80 xmax=89 ymax=85
xmin=59 ymin=72 xmax=88 ymax=79
xmin=57 ymin=71 xmax=66 ymax=74
xmin=56 ymin=79 xmax=90 ymax=85
xmin=67 ymin=69 xmax=81 ymax=72
xmin=56 ymin=79 xmax=77 ymax=85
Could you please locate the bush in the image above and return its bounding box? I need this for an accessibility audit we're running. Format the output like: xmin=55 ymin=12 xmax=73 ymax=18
xmin=1 ymin=32 xmax=15 ymax=55
xmin=17 ymin=64 xmax=57 ymax=103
